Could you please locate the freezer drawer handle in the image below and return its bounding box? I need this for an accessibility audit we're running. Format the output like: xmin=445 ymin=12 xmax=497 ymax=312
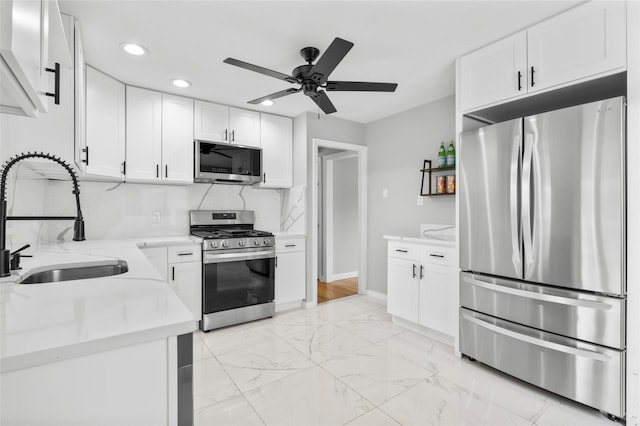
xmin=463 ymin=275 xmax=614 ymax=310
xmin=462 ymin=313 xmax=611 ymax=362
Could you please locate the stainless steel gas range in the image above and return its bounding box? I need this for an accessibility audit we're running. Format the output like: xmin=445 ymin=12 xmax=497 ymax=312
xmin=189 ymin=210 xmax=275 ymax=331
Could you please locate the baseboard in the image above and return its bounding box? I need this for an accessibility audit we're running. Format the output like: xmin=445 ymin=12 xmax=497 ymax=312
xmin=365 ymin=289 xmax=387 ymax=302
xmin=303 ymin=300 xmax=318 ymax=309
xmin=326 ymin=271 xmax=358 ymax=282
xmin=275 ymin=300 xmax=303 ymax=313
xmin=391 ymin=316 xmax=455 ymax=347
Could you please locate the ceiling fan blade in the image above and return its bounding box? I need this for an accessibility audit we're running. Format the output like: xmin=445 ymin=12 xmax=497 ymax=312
xmin=309 ymin=38 xmax=354 ymax=84
xmin=309 ymin=90 xmax=337 ymax=114
xmin=248 ymin=88 xmax=301 ymax=105
xmin=326 ymin=81 xmax=398 ymax=92
xmin=223 ymin=58 xmax=298 ymax=84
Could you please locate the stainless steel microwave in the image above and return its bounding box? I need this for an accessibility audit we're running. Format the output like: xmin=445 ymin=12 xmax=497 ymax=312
xmin=194 ymin=140 xmax=262 ymax=184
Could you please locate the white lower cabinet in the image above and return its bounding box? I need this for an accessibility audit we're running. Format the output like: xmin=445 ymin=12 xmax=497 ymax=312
xmin=141 ymin=244 xmax=201 ymax=321
xmin=387 ymin=240 xmax=457 ymax=338
xmin=275 ymin=236 xmax=306 ymax=310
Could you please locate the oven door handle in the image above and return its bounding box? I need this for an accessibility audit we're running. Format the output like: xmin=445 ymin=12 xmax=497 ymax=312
xmin=203 ymin=250 xmax=275 ymax=264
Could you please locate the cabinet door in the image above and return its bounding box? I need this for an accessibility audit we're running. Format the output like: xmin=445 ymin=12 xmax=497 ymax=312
xmin=527 ymin=1 xmax=626 ymax=93
xmin=0 ymin=0 xmax=49 ymax=114
xmin=387 ymin=257 xmax=419 ymax=322
xmin=460 ymin=32 xmax=527 ymax=112
xmin=125 ymin=86 xmax=162 ymax=181
xmin=168 ymin=262 xmax=202 ymax=321
xmin=418 ymin=262 xmax=457 ymax=337
xmin=275 ymin=250 xmax=306 ymax=303
xmin=161 ymin=94 xmax=193 ymax=183
xmin=85 ymin=66 xmax=125 ymax=179
xmin=140 ymin=246 xmax=168 ymax=282
xmin=258 ymin=113 xmax=292 ymax=188
xmin=229 ymin=107 xmax=260 ymax=147
xmin=193 ymin=100 xmax=228 ymax=143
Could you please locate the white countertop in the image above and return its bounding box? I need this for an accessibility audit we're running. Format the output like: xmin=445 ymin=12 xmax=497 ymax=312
xmin=383 ymin=234 xmax=456 ymax=248
xmin=383 ymin=224 xmax=456 ymax=249
xmin=132 ymin=235 xmax=202 ymax=247
xmin=0 ymin=240 xmax=198 ymax=373
xmin=273 ymin=232 xmax=306 ymax=239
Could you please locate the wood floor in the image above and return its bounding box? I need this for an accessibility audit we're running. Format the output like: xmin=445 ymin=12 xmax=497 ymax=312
xmin=317 ymin=277 xmax=358 ymax=304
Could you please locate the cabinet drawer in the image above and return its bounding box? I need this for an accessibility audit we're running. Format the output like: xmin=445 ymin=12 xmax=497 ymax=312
xmin=276 ymin=238 xmax=305 ymax=253
xmin=167 ymin=246 xmax=201 ymax=263
xmin=422 ymin=249 xmax=455 ymax=266
xmin=388 ymin=243 xmax=418 ymax=260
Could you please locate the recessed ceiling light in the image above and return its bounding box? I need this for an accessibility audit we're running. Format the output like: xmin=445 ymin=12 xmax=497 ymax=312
xmin=261 ymin=100 xmax=274 ymax=106
xmin=171 ymin=79 xmax=191 ymax=88
xmin=120 ymin=42 xmax=148 ymax=56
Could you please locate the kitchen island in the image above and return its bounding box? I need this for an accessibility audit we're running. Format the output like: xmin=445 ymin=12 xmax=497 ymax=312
xmin=0 ymin=240 xmax=198 ymax=425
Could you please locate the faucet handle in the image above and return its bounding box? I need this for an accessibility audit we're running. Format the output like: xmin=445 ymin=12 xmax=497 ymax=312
xmin=10 ymin=244 xmax=31 ymax=256
xmin=9 ymin=244 xmax=31 ymax=271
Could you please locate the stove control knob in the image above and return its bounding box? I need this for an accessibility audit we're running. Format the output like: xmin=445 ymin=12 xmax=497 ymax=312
xmin=222 ymin=240 xmax=229 ymax=248
xmin=263 ymin=238 xmax=270 ymax=245
xmin=238 ymin=240 xmax=246 ymax=247
xmin=210 ymin=241 xmax=218 ymax=249
xmin=254 ymin=239 xmax=261 ymax=246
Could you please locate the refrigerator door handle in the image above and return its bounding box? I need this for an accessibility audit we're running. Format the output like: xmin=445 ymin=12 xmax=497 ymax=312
xmin=510 ymin=136 xmax=521 ymax=268
xmin=522 ymin=133 xmax=534 ymax=269
xmin=463 ymin=274 xmax=615 ymax=310
xmin=461 ymin=312 xmax=612 ymax=362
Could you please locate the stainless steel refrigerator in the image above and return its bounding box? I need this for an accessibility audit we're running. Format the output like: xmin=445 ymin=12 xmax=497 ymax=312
xmin=459 ymin=96 xmax=626 ymax=419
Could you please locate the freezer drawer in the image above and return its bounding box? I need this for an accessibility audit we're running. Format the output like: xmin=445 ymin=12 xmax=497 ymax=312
xmin=460 ymin=308 xmax=625 ymax=418
xmin=460 ymin=272 xmax=625 ymax=349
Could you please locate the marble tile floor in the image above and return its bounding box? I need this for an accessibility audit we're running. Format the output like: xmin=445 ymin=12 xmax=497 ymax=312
xmin=192 ymin=295 xmax=620 ymax=426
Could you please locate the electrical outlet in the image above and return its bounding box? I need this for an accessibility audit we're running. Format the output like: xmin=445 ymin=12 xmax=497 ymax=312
xmin=152 ymin=211 xmax=161 ymax=224
xmin=417 ymin=195 xmax=424 ymax=206
xmin=382 ymin=188 xmax=388 ymax=199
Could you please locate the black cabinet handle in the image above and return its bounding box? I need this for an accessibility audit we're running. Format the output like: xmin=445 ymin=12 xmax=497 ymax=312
xmin=177 ymin=252 xmax=193 ymax=256
xmin=82 ymin=147 xmax=89 ymax=165
xmin=122 ymin=161 xmax=126 ymax=175
xmin=156 ymin=164 xmax=159 ymax=178
xmin=172 ymin=266 xmax=175 ymax=281
xmin=45 ymin=62 xmax=60 ymax=105
xmin=224 ymin=129 xmax=228 ymax=141
xmin=395 ymin=249 xmax=408 ymax=253
xmin=285 ymin=244 xmax=296 ymax=248
xmin=530 ymin=66 xmax=535 ymax=87
xmin=429 ymin=254 xmax=445 ymax=258
xmin=263 ymin=173 xmax=266 ymax=183
xmin=412 ymin=264 xmax=417 ymax=278
xmin=275 ymin=256 xmax=278 ymax=267
xmin=165 ymin=165 xmax=168 ymax=178
xmin=230 ymin=130 xmax=235 ymax=142
xmin=420 ymin=265 xmax=424 ymax=279
xmin=517 ymin=71 xmax=522 ymax=91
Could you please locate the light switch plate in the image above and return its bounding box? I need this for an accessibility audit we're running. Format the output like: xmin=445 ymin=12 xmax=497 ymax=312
xmin=152 ymin=211 xmax=161 ymax=224
xmin=382 ymin=188 xmax=388 ymax=198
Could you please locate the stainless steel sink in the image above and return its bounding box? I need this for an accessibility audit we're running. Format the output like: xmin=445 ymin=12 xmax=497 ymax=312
xmin=18 ymin=260 xmax=129 ymax=284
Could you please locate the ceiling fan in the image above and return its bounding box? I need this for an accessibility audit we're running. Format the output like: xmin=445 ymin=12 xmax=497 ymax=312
xmin=223 ymin=37 xmax=398 ymax=114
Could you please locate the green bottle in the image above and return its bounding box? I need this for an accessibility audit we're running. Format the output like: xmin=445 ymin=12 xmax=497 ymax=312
xmin=447 ymin=141 xmax=456 ymax=166
xmin=438 ymin=142 xmax=447 ymax=167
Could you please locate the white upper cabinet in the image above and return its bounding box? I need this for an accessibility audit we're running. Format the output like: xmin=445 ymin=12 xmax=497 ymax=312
xmin=228 ymin=107 xmax=260 ymax=147
xmin=460 ymin=1 xmax=626 ymax=112
xmin=460 ymin=33 xmax=527 ymax=111
xmin=258 ymin=113 xmax=293 ymax=188
xmin=84 ymin=66 xmax=126 ymax=180
xmin=194 ymin=100 xmax=229 ymax=142
xmin=126 ymin=87 xmax=193 ymax=184
xmin=194 ymin=100 xmax=260 ymax=147
xmin=0 ymin=0 xmax=71 ymax=117
xmin=126 ymin=86 xmax=163 ymax=181
xmin=161 ymin=94 xmax=194 ymax=184
xmin=526 ymin=1 xmax=626 ymax=93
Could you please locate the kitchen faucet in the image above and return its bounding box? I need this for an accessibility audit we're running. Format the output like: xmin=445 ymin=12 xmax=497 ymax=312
xmin=0 ymin=152 xmax=85 ymax=277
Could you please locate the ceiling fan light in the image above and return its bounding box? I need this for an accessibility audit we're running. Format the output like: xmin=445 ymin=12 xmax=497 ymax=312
xmin=261 ymin=100 xmax=274 ymax=106
xmin=171 ymin=78 xmax=191 ymax=88
xmin=120 ymin=42 xmax=148 ymax=56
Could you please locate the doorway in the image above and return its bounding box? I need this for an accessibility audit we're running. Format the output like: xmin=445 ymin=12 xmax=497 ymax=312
xmin=308 ymin=139 xmax=367 ymax=306
xmin=317 ymin=150 xmax=359 ymax=303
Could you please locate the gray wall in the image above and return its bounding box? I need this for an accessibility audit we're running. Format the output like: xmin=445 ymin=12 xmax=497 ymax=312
xmin=331 ymin=155 xmax=358 ymax=276
xmin=305 ymin=112 xmax=366 ymax=147
xmin=365 ymin=95 xmax=456 ymax=294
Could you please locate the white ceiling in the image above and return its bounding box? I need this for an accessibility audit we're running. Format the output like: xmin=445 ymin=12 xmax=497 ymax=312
xmin=59 ymin=0 xmax=581 ymax=124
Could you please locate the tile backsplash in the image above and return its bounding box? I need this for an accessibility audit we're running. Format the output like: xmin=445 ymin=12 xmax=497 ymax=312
xmin=5 ymin=175 xmax=282 ymax=250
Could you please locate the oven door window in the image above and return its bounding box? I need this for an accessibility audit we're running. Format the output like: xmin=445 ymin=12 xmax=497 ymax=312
xmin=203 ymin=258 xmax=275 ymax=313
